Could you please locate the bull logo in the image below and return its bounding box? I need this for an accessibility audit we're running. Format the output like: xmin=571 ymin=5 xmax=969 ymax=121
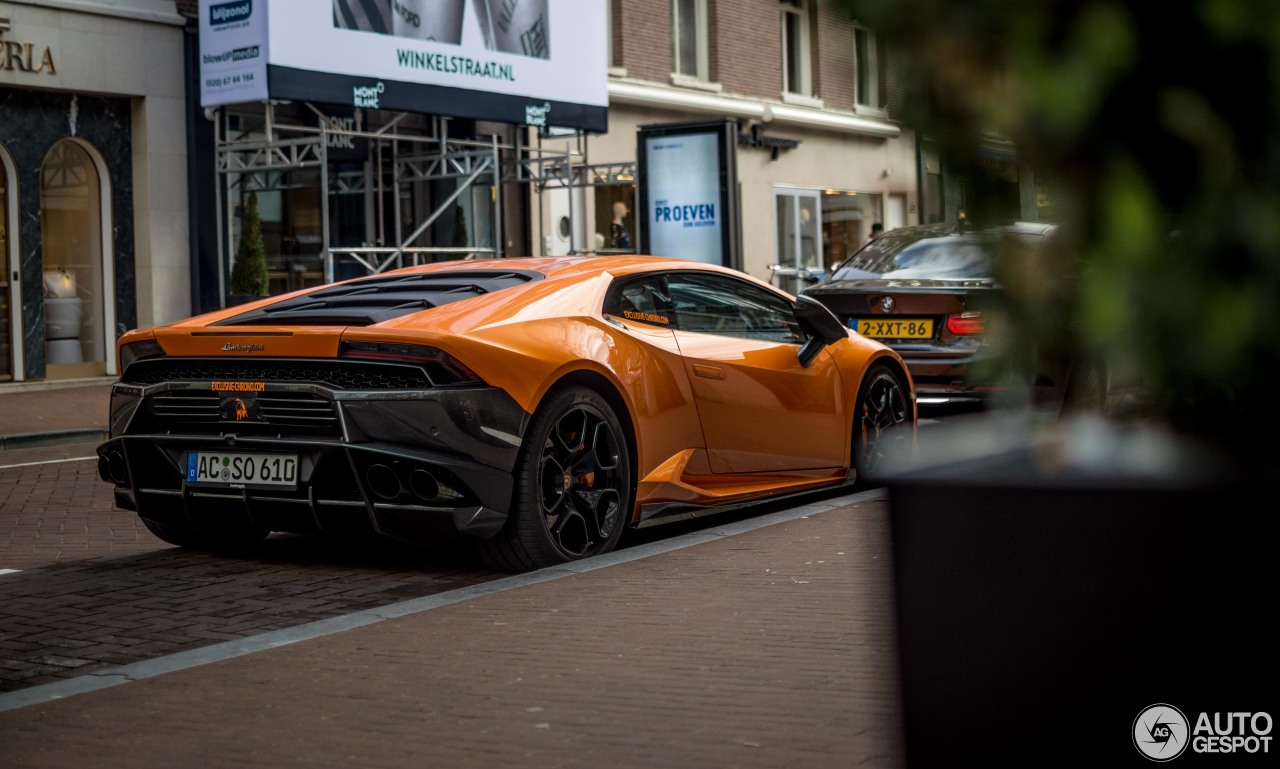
xmin=219 ymin=395 xmax=259 ymax=423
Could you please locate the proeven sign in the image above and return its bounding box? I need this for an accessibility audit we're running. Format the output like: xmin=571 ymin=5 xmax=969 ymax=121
xmin=644 ymin=132 xmax=724 ymax=265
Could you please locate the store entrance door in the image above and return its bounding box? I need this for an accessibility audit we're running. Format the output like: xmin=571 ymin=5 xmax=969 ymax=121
xmin=40 ymin=139 xmax=114 ymax=380
xmin=773 ymin=188 xmax=822 ymax=295
xmin=1 ymin=146 xmax=18 ymax=381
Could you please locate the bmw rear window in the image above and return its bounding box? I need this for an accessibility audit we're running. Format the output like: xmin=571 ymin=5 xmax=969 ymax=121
xmin=832 ymin=228 xmax=1042 ymax=280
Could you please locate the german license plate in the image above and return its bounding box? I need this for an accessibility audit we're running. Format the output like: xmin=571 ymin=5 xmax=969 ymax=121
xmin=186 ymin=451 xmax=298 ymax=489
xmin=856 ymin=318 xmax=934 ymax=339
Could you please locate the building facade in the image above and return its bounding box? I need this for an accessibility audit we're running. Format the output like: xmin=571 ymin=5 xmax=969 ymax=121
xmin=1 ymin=0 xmax=189 ymax=383
xmin=184 ymin=0 xmax=923 ymax=311
xmin=181 ymin=0 xmax=604 ymax=316
xmin=546 ymin=0 xmax=921 ymax=294
xmin=4 ymin=0 xmax=1009 ymax=390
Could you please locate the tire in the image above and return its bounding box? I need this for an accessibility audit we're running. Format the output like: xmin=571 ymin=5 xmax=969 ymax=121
xmin=141 ymin=516 xmax=268 ymax=552
xmin=853 ymin=363 xmax=913 ymax=488
xmin=476 ymin=386 xmax=632 ymax=573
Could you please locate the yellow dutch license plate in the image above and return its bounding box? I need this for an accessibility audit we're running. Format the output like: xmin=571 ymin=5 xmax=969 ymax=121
xmin=856 ymin=318 xmax=934 ymax=339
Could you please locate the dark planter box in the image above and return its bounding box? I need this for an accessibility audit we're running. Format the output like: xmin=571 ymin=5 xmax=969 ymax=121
xmin=885 ymin=416 xmax=1276 ymax=766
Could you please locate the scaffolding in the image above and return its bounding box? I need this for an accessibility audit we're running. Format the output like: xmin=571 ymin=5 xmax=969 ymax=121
xmin=211 ymin=101 xmax=592 ymax=300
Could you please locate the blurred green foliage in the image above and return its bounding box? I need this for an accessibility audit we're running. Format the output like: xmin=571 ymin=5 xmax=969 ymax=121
xmin=834 ymin=0 xmax=1280 ymax=451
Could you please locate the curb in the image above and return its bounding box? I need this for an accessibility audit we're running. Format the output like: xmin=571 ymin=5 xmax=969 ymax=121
xmin=0 ymin=429 xmax=109 ymax=451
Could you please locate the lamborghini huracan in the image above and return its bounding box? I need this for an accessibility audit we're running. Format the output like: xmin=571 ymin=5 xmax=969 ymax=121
xmin=96 ymin=255 xmax=916 ymax=572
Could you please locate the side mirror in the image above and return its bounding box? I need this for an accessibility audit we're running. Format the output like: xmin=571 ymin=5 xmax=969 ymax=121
xmin=794 ymin=294 xmax=848 ymax=367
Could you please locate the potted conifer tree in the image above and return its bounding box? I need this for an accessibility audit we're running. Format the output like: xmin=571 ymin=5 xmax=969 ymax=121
xmin=452 ymin=203 xmax=469 ymax=254
xmin=832 ymin=1 xmax=1279 ymax=764
xmin=228 ymin=191 xmax=269 ymax=305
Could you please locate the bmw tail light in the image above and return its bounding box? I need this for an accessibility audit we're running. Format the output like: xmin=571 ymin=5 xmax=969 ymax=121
xmin=340 ymin=341 xmax=482 ymax=386
xmin=119 ymin=339 xmax=166 ymax=372
xmin=945 ymin=312 xmax=986 ymax=336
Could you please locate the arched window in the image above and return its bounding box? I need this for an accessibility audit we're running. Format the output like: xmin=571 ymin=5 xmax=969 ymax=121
xmin=40 ymin=139 xmax=115 ymax=378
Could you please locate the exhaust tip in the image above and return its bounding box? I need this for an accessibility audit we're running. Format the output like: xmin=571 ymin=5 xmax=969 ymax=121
xmin=107 ymin=451 xmax=128 ymax=485
xmin=366 ymin=464 xmax=402 ymax=501
xmin=97 ymin=455 xmax=112 ymax=483
xmin=409 ymin=469 xmax=439 ymax=502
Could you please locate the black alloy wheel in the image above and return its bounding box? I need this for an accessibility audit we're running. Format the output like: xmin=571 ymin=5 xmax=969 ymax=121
xmin=854 ymin=363 xmax=912 ymax=487
xmin=477 ymin=386 xmax=632 ymax=572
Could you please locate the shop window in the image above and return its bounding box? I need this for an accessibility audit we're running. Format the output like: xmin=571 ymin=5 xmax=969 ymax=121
xmin=672 ymin=0 xmax=709 ymax=81
xmin=229 ymin=172 xmax=325 ymax=297
xmin=820 ymin=189 xmax=884 ymax=266
xmin=781 ymin=0 xmax=812 ymax=97
xmin=594 ymin=185 xmax=637 ymax=254
xmin=40 ymin=140 xmax=111 ymax=379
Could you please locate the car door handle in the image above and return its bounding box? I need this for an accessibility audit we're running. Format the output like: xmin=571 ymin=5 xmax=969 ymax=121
xmin=692 ymin=364 xmax=725 ymax=380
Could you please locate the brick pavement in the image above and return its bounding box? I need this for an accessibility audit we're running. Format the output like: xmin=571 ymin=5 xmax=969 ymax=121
xmin=0 ymin=444 xmax=148 ymax=572
xmin=0 ymin=537 xmax=500 ymax=692
xmin=0 ymin=381 xmax=154 ymax=572
xmin=0 ymin=422 xmax=506 ymax=693
xmin=0 ymin=496 xmax=904 ymax=769
xmin=0 ymin=380 xmax=113 ymax=439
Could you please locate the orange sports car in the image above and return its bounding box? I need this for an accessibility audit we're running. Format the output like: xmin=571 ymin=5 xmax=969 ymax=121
xmin=95 ymin=256 xmax=916 ymax=571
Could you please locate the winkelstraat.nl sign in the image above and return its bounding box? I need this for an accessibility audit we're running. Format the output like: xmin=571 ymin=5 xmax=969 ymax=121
xmin=198 ymin=0 xmax=606 ymax=132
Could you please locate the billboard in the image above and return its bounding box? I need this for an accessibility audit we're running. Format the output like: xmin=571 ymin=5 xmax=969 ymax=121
xmin=199 ymin=0 xmax=270 ymax=104
xmin=199 ymin=0 xmax=608 ymax=132
xmin=637 ymin=120 xmax=741 ymax=268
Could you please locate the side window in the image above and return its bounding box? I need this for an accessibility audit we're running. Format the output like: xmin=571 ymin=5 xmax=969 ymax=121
xmin=780 ymin=0 xmax=812 ymax=97
xmin=603 ymin=276 xmax=673 ymax=327
xmin=853 ymin=25 xmax=887 ymax=112
xmin=667 ymin=273 xmax=804 ymax=344
xmin=672 ymin=0 xmax=709 ymax=81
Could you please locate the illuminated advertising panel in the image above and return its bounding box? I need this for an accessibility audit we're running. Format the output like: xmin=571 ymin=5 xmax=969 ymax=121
xmin=199 ymin=0 xmax=607 ymax=131
xmin=638 ymin=120 xmax=740 ymax=268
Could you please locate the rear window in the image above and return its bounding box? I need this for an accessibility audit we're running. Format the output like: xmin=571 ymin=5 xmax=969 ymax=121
xmin=831 ymin=227 xmax=1043 ymax=280
xmin=214 ymin=269 xmax=543 ymax=327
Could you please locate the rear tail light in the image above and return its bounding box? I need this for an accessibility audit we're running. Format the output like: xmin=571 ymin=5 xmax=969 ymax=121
xmin=945 ymin=312 xmax=986 ymax=336
xmin=119 ymin=339 xmax=166 ymax=372
xmin=340 ymin=341 xmax=482 ymax=386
